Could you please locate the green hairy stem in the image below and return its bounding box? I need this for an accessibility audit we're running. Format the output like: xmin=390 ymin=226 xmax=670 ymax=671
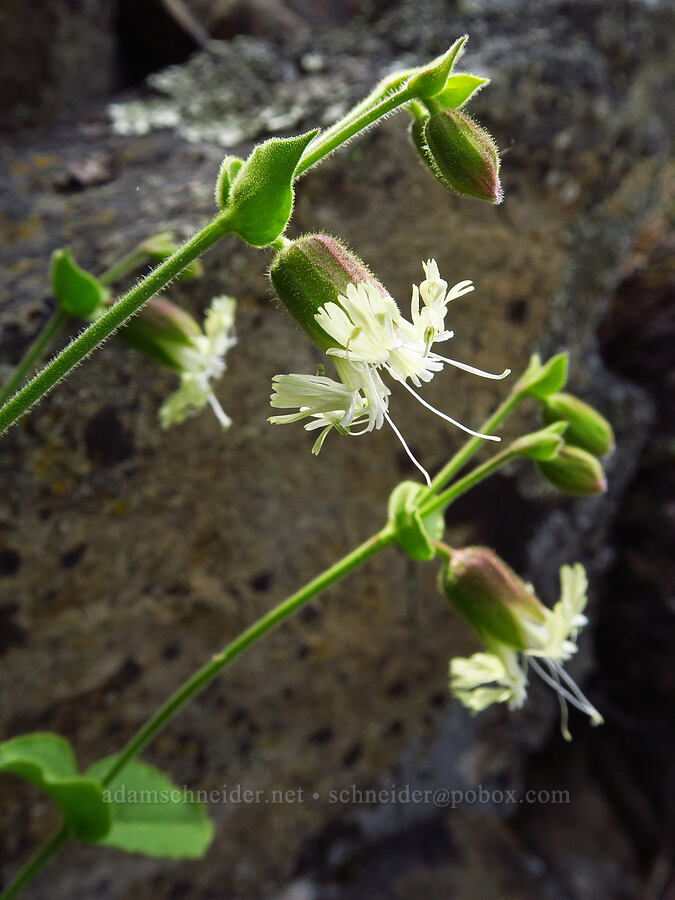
xmin=0 ymin=212 xmax=233 ymax=435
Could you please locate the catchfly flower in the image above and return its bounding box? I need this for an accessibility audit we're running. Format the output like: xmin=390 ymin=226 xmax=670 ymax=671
xmin=444 ymin=555 xmax=603 ymax=739
xmin=156 ymin=295 xmax=237 ymax=429
xmin=269 ymin=255 xmax=509 ymax=485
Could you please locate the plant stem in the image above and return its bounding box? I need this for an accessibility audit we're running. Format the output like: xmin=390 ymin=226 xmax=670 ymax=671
xmin=0 ymin=309 xmax=68 ymax=407
xmin=0 ymin=212 xmax=232 ymax=436
xmin=0 ymin=824 xmax=69 ymax=900
xmin=101 ymin=524 xmax=395 ymax=785
xmin=429 ymin=390 xmax=522 ymax=494
xmin=0 ymin=524 xmax=395 ymax=899
xmin=421 ymin=447 xmax=516 ymax=518
xmin=308 ymin=72 xmax=410 ymax=147
xmin=296 ymin=85 xmax=412 ymax=176
xmin=0 ymin=238 xmax=154 ymax=408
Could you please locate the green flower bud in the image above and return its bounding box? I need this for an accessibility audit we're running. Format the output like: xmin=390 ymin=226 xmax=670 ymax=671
xmin=409 ymin=115 xmax=437 ymax=179
xmin=419 ymin=109 xmax=503 ymax=204
xmin=537 ymin=445 xmax=607 ymax=495
xmin=441 ymin=546 xmax=546 ymax=650
xmin=269 ymin=233 xmax=385 ymax=351
xmin=541 ymin=393 xmax=614 ymax=457
xmin=117 ymin=297 xmax=201 ymax=372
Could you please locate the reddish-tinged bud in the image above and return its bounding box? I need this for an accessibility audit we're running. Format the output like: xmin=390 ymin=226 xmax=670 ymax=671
xmin=420 ymin=109 xmax=503 ymax=204
xmin=537 ymin=445 xmax=608 ymax=495
xmin=270 ymin=233 xmax=385 ymax=352
xmin=118 ymin=297 xmax=201 ymax=372
xmin=441 ymin=546 xmax=546 ymax=650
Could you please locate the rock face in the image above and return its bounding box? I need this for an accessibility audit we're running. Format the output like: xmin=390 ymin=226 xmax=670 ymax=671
xmin=0 ymin=0 xmax=118 ymax=131
xmin=0 ymin=1 xmax=672 ymax=898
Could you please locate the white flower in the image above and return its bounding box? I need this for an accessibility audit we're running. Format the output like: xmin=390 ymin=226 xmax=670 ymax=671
xmin=449 ymin=564 xmax=603 ymax=739
xmin=450 ymin=649 xmax=527 ymax=712
xmin=524 ymin=562 xmax=589 ymax=662
xmin=269 ymin=260 xmax=510 ymax=485
xmin=269 ymin=373 xmax=371 ymax=454
xmin=159 ymin=295 xmax=237 ymax=429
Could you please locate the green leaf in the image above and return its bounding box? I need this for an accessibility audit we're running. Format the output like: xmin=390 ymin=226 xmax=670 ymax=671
xmin=50 ymin=249 xmax=108 ymax=317
xmin=510 ymin=421 xmax=568 ymax=460
xmin=388 ymin=481 xmax=443 ymax=561
xmin=407 ymin=36 xmax=467 ymax=100
xmin=214 ymin=155 xmax=244 ymax=210
xmin=88 ymin=758 xmax=214 ymax=859
xmin=0 ymin=734 xmax=111 ymax=841
xmin=516 ymin=352 xmax=568 ymax=400
xmin=421 ymin=504 xmax=445 ymax=544
xmin=226 ymin=130 xmax=318 ymax=247
xmin=436 ymin=74 xmax=489 ymax=109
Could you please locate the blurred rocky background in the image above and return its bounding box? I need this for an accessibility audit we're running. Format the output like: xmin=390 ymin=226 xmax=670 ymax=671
xmin=0 ymin=1 xmax=673 ymax=898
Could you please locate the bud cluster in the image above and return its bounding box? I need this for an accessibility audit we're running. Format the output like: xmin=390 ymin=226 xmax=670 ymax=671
xmin=512 ymin=354 xmax=614 ymax=495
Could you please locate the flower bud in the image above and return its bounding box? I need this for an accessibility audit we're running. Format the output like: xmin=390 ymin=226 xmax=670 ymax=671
xmin=537 ymin=445 xmax=607 ymax=495
xmin=117 ymin=297 xmax=201 ymax=372
xmin=420 ymin=109 xmax=503 ymax=204
xmin=269 ymin=233 xmax=385 ymax=351
xmin=409 ymin=116 xmax=437 ymax=180
xmin=441 ymin=546 xmax=546 ymax=650
xmin=541 ymin=393 xmax=614 ymax=457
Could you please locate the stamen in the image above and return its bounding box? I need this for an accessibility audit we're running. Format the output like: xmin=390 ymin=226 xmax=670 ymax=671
xmin=528 ymin=657 xmax=580 ymax=707
xmin=384 ymin=410 xmax=432 ymax=487
xmin=207 ymin=392 xmax=232 ymax=429
xmin=528 ymin=656 xmax=602 ymax=735
xmin=528 ymin=658 xmax=574 ymax=739
xmin=396 ymin=379 xmax=501 ymax=442
xmin=551 ymin=660 xmax=604 ymax=726
xmin=543 ymin=659 xmax=573 ymax=741
xmin=433 ymin=355 xmax=511 ymax=380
